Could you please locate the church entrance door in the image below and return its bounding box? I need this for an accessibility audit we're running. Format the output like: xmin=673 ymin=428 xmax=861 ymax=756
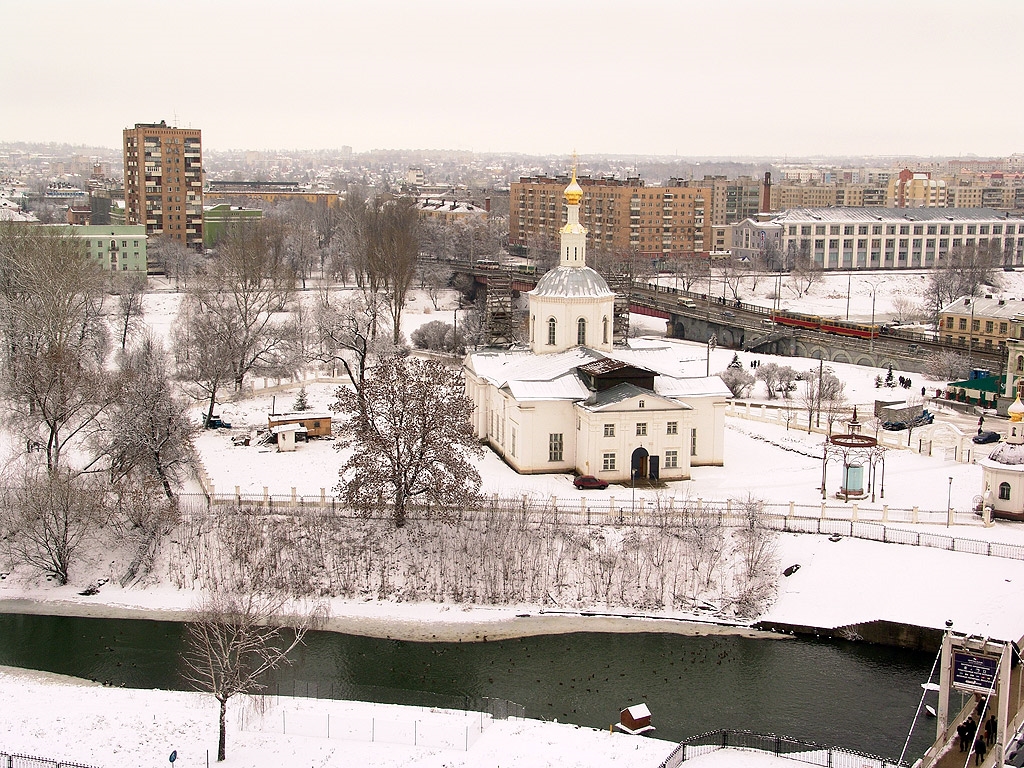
xmin=631 ymin=447 xmax=650 ymax=480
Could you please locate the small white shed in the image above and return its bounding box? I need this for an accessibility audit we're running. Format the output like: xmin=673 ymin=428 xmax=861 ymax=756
xmin=271 ymin=423 xmax=305 ymax=452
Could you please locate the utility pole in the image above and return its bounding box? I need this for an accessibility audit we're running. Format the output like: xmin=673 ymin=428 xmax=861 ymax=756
xmin=816 ymin=356 xmax=824 ymax=428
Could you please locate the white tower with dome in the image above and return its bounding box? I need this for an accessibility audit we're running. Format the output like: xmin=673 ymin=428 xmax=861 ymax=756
xmin=527 ymin=166 xmax=616 ymax=354
xmin=979 ymin=389 xmax=1024 ymax=521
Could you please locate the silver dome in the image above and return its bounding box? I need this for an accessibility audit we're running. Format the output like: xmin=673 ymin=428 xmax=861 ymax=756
xmin=531 ymin=266 xmax=614 ymax=299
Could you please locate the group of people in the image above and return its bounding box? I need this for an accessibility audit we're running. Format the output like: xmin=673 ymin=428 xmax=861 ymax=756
xmin=958 ymin=702 xmax=998 ymax=766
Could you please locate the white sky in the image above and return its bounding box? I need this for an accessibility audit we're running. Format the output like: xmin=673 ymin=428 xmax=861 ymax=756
xmin=3 ymin=0 xmax=1022 ymax=157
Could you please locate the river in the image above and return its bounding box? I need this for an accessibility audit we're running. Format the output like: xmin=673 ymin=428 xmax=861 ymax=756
xmin=0 ymin=612 xmax=938 ymax=762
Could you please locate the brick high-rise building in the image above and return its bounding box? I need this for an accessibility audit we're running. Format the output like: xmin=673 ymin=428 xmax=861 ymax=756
xmin=510 ymin=174 xmax=712 ymax=260
xmin=122 ymin=121 xmax=203 ymax=249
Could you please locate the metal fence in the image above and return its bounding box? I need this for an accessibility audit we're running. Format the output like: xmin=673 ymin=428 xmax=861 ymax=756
xmin=1 ymin=752 xmax=97 ymax=768
xmin=237 ymin=680 xmax=524 ymax=752
xmin=173 ymin=492 xmax=1024 ymax=562
xmin=658 ymin=729 xmax=906 ymax=768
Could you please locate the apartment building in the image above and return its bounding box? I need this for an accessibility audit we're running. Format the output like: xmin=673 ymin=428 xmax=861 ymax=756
xmin=732 ymin=208 xmax=1024 ymax=269
xmin=48 ymin=224 xmax=148 ymax=274
xmin=122 ymin=121 xmax=203 ymax=249
xmin=510 ymin=175 xmax=711 ymax=259
xmin=887 ymin=170 xmax=947 ymax=208
xmin=938 ymin=295 xmax=1024 ymax=351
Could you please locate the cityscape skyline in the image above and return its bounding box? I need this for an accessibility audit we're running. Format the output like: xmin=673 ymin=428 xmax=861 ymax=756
xmin=4 ymin=0 xmax=1023 ymax=158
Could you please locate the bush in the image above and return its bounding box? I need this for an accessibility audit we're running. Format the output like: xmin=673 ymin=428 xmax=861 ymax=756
xmin=411 ymin=320 xmax=457 ymax=352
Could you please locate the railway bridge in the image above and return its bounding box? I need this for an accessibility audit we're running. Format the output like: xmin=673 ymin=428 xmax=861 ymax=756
xmin=453 ymin=260 xmax=1005 ymax=376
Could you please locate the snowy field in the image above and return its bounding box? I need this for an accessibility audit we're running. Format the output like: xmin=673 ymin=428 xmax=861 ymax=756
xmin=5 ymin=270 xmax=1024 ymax=767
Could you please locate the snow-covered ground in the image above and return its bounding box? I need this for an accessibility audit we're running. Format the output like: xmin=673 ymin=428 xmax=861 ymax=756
xmin=0 ymin=666 xmax=675 ymax=768
xmin=5 ymin=272 xmax=1024 ymax=767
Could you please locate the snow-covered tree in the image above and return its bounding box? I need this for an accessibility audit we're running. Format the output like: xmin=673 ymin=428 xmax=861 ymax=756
xmin=332 ymin=356 xmax=483 ymax=527
xmin=719 ymin=366 xmax=755 ymax=398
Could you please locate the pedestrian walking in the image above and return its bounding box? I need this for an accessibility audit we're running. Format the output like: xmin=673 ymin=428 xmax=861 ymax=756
xmin=974 ymin=733 xmax=987 ymax=765
xmin=958 ymin=722 xmax=967 ymax=752
xmin=986 ymin=713 xmax=997 ymax=746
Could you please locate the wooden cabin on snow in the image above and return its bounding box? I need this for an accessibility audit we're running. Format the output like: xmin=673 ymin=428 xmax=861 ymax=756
xmin=266 ymin=412 xmax=332 ymax=438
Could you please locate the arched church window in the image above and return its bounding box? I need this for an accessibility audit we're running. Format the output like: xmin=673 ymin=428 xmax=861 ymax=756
xmin=1000 ymin=482 xmax=1011 ymax=501
xmin=531 ymin=314 xmax=536 ymax=343
xmin=1018 ymin=355 xmax=1024 ymax=372
xmin=547 ymin=317 xmax=557 ymax=346
xmin=577 ymin=318 xmax=586 ymax=346
xmin=602 ymin=316 xmax=608 ymax=343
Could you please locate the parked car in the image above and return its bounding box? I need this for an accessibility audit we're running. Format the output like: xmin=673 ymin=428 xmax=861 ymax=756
xmin=973 ymin=431 xmax=1001 ymax=444
xmin=573 ymin=474 xmax=609 ymax=490
xmin=882 ymin=420 xmax=907 ymax=431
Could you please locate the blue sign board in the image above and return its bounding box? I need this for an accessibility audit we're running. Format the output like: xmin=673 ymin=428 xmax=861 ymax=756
xmin=952 ymin=651 xmax=998 ymax=693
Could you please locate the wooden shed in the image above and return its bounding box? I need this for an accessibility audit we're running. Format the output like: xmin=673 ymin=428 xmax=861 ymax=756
xmin=267 ymin=411 xmax=332 ymax=438
xmin=614 ymin=703 xmax=655 ymax=735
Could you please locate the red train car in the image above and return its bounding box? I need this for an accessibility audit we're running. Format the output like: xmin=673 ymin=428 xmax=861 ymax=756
xmin=771 ymin=312 xmax=878 ymax=339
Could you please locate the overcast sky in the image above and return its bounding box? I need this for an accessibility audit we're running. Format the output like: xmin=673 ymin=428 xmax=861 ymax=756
xmin=3 ymin=0 xmax=1021 ymax=158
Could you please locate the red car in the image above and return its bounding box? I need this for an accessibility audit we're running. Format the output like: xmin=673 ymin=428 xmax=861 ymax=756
xmin=574 ymin=475 xmax=609 ymax=490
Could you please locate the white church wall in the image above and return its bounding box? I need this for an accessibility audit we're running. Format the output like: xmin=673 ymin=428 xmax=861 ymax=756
xmin=530 ymin=295 xmax=613 ymax=355
xmin=576 ymin=397 xmax=691 ymax=483
xmin=677 ymin=396 xmax=727 ymax=467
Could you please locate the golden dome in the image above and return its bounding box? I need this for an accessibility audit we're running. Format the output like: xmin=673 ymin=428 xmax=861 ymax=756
xmin=1009 ymin=394 xmax=1024 ymax=423
xmin=564 ymin=167 xmax=584 ymax=206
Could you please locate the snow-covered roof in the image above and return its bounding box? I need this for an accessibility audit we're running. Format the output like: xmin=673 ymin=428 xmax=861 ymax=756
xmin=507 ymin=373 xmax=591 ymax=401
xmin=656 ymin=375 xmax=732 ymax=399
xmin=468 ymin=342 xmax=727 ymax=402
xmin=271 ymin=423 xmax=306 ymax=434
xmin=467 ymin=347 xmax=603 ymax=388
xmin=579 ymin=383 xmax=688 ymax=412
xmin=530 ymin=265 xmax=615 ymax=299
xmin=625 ymin=703 xmax=651 ymax=720
xmin=268 ymin=411 xmax=333 ymax=420
xmin=770 ymin=207 xmax=1013 ymax=223
xmin=980 ymin=444 xmax=1024 ymax=467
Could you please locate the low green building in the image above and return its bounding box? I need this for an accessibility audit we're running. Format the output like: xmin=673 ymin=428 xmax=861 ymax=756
xmin=203 ymin=204 xmax=262 ymax=247
xmin=49 ymin=224 xmax=148 ymax=275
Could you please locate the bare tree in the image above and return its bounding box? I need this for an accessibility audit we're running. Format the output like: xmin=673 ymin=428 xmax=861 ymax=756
xmin=925 ymin=348 xmax=970 ymax=380
xmin=181 ymin=590 xmax=327 ymax=762
xmin=890 ymin=294 xmax=926 ymax=325
xmin=152 ymin=236 xmax=201 ymax=291
xmin=182 ymin=220 xmax=296 ymax=392
xmin=672 ymin=255 xmax=710 ymax=293
xmin=173 ymin=300 xmax=237 ymax=428
xmin=110 ymin=273 xmax=147 ymax=350
xmin=789 ymin=250 xmax=822 ymax=298
xmin=307 ymin=289 xmax=394 ymax=409
xmin=417 ymin=260 xmax=453 ymax=310
xmin=720 ymin=255 xmax=745 ymax=301
xmin=377 ymin=198 xmax=420 ymax=345
xmin=0 ymin=224 xmax=113 ymax=473
xmin=0 ymin=468 xmax=107 ymax=584
xmin=798 ymin=364 xmax=847 ymax=434
xmin=332 ymin=356 xmax=483 ymax=528
xmin=731 ymin=495 xmax=779 ymax=617
xmin=107 ymin=335 xmax=196 ymax=500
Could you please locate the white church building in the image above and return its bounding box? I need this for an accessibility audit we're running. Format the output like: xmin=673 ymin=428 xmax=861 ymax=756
xmin=463 ymin=169 xmax=729 ymax=483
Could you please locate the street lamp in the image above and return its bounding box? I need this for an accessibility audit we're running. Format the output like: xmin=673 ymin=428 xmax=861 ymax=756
xmin=947 ymin=476 xmax=953 ymax=527
xmin=631 ymin=468 xmax=637 ymax=514
xmin=862 ymin=279 xmax=880 ymax=355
